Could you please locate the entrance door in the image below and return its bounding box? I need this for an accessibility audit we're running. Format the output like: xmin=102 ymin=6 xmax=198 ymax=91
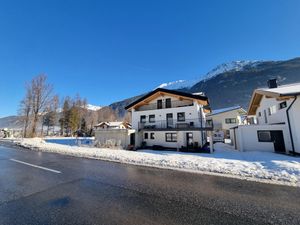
xmin=130 ymin=133 xmax=135 ymax=145
xmin=271 ymin=131 xmax=285 ymax=153
xmin=186 ymin=132 xmax=193 ymax=148
xmin=166 ymin=113 xmax=173 ymax=128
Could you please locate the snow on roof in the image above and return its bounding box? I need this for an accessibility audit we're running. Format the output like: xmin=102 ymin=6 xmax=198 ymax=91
xmin=257 ymin=82 xmax=300 ymax=96
xmin=95 ymin=121 xmax=131 ymax=128
xmin=209 ymin=106 xmax=245 ymax=116
xmin=108 ymin=122 xmax=124 ymax=127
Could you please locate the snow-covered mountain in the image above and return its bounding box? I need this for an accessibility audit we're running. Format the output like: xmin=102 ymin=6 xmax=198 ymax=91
xmin=157 ymin=79 xmax=198 ymax=90
xmin=85 ymin=104 xmax=102 ymax=111
xmin=57 ymin=104 xmax=102 ymax=113
xmin=157 ymin=60 xmax=262 ymax=90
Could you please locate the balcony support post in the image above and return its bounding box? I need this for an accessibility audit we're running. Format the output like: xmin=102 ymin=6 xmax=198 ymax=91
xmin=209 ymin=131 xmax=214 ymax=153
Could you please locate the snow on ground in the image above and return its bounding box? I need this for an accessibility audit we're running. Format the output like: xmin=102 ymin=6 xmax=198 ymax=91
xmin=13 ymin=138 xmax=300 ymax=187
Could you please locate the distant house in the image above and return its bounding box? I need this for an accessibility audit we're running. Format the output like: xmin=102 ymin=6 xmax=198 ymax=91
xmin=94 ymin=121 xmax=133 ymax=149
xmin=232 ymin=79 xmax=300 ymax=154
xmin=206 ymin=106 xmax=247 ymax=142
xmin=125 ymin=88 xmax=212 ymax=151
xmin=95 ymin=121 xmax=131 ymax=130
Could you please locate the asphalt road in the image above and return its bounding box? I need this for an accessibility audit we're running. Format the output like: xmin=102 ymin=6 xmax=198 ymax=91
xmin=0 ymin=144 xmax=300 ymax=225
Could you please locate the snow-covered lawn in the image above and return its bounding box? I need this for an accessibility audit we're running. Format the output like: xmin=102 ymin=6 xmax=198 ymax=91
xmin=13 ymin=138 xmax=300 ymax=187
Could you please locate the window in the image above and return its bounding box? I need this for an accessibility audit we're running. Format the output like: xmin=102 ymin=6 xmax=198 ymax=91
xmin=258 ymin=112 xmax=262 ymax=117
xmin=149 ymin=115 xmax=155 ymax=123
xmin=225 ymin=118 xmax=236 ymax=124
xmin=257 ymin=131 xmax=272 ymax=142
xmin=140 ymin=115 xmax=146 ymax=123
xmin=150 ymin=133 xmax=155 ymax=139
xmin=269 ymin=105 xmax=277 ymax=115
xmin=206 ymin=119 xmax=213 ymax=127
xmin=279 ymin=101 xmax=287 ymax=109
xmin=264 ymin=110 xmax=268 ymax=123
xmin=177 ymin=112 xmax=185 ymax=121
xmin=166 ymin=133 xmax=177 ymax=142
xmin=144 ymin=133 xmax=148 ymax=139
xmin=166 ymin=113 xmax=173 ymax=128
xmin=225 ymin=130 xmax=230 ymax=138
xmin=165 ymin=98 xmax=171 ymax=108
xmin=157 ymin=100 xmax=162 ymax=109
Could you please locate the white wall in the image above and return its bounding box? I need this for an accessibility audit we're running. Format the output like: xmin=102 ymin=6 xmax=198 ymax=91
xmin=141 ymin=130 xmax=203 ymax=149
xmin=95 ymin=129 xmax=134 ymax=149
xmin=256 ymin=96 xmax=293 ymax=125
xmin=288 ymin=97 xmax=300 ymax=154
xmin=234 ymin=124 xmax=292 ymax=152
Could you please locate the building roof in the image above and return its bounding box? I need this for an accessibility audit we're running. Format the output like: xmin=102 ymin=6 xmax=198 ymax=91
xmin=208 ymin=106 xmax=246 ymax=116
xmin=248 ymin=82 xmax=300 ymax=115
xmin=125 ymin=88 xmax=210 ymax=111
xmin=95 ymin=121 xmax=131 ymax=128
xmin=255 ymin=82 xmax=300 ymax=97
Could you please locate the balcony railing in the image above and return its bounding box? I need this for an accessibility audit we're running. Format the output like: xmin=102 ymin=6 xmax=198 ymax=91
xmin=138 ymin=118 xmax=213 ymax=131
xmin=136 ymin=100 xmax=194 ymax=111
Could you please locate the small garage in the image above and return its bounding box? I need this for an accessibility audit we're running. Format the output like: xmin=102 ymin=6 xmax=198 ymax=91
xmin=231 ymin=124 xmax=292 ymax=153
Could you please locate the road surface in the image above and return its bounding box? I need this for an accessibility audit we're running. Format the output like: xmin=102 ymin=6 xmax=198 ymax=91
xmin=0 ymin=144 xmax=299 ymax=225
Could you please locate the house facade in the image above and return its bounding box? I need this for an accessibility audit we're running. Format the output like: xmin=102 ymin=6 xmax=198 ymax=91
xmin=125 ymin=88 xmax=212 ymax=150
xmin=232 ymin=80 xmax=300 ymax=154
xmin=206 ymin=106 xmax=247 ymax=141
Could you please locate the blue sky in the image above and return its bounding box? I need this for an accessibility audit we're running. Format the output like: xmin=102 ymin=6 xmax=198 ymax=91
xmin=0 ymin=0 xmax=300 ymax=117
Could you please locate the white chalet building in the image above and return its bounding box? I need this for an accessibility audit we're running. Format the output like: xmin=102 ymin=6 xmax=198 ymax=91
xmin=232 ymin=80 xmax=300 ymax=154
xmin=206 ymin=106 xmax=247 ymax=141
xmin=125 ymin=88 xmax=211 ymax=150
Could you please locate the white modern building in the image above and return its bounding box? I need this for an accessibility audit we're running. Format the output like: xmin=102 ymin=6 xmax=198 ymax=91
xmin=206 ymin=106 xmax=247 ymax=141
xmin=125 ymin=88 xmax=212 ymax=151
xmin=232 ymin=80 xmax=300 ymax=154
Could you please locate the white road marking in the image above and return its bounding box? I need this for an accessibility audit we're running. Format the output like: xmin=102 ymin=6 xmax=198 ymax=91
xmin=10 ymin=158 xmax=61 ymax=174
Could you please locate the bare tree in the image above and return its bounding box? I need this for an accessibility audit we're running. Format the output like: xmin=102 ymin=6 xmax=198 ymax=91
xmin=30 ymin=75 xmax=53 ymax=137
xmin=97 ymin=107 xmax=117 ymax=122
xmin=42 ymin=95 xmax=60 ymax=136
xmin=19 ymin=85 xmax=33 ymax=138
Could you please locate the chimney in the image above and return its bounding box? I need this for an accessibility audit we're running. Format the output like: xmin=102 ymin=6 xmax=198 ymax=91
xmin=267 ymin=79 xmax=278 ymax=89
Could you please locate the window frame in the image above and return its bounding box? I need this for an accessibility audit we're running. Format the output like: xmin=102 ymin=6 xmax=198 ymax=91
xmin=144 ymin=133 xmax=148 ymax=139
xmin=225 ymin=118 xmax=237 ymax=124
xmin=177 ymin=112 xmax=185 ymax=122
xmin=279 ymin=101 xmax=287 ymax=109
xmin=150 ymin=133 xmax=155 ymax=139
xmin=157 ymin=99 xmax=162 ymax=109
xmin=140 ymin=115 xmax=146 ymax=123
xmin=165 ymin=98 xmax=172 ymax=108
xmin=257 ymin=130 xmax=272 ymax=142
xmin=165 ymin=133 xmax=177 ymax=142
xmin=149 ymin=114 xmax=155 ymax=123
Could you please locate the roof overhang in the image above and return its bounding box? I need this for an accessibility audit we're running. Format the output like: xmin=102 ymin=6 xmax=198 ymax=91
xmin=125 ymin=88 xmax=209 ymax=111
xmin=248 ymin=89 xmax=298 ymax=116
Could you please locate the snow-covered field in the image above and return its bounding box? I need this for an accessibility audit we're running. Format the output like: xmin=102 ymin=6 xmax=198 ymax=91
xmin=13 ymin=138 xmax=300 ymax=187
